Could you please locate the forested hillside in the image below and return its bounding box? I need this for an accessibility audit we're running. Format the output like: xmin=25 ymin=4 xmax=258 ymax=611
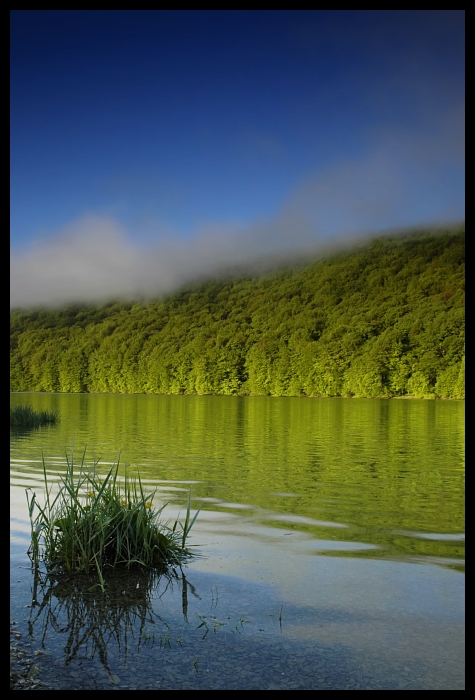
xmin=10 ymin=228 xmax=465 ymax=399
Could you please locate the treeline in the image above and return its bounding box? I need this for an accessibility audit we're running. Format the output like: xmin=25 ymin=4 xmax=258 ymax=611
xmin=10 ymin=227 xmax=465 ymax=399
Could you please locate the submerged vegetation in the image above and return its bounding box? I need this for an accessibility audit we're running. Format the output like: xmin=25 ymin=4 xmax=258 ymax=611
xmin=26 ymin=450 xmax=200 ymax=588
xmin=10 ymin=404 xmax=59 ymax=428
xmin=10 ymin=227 xmax=464 ymax=399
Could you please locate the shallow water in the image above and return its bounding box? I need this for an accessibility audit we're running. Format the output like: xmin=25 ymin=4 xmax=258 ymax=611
xmin=10 ymin=393 xmax=465 ymax=689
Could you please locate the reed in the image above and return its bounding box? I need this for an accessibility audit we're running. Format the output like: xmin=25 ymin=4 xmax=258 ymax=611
xmin=26 ymin=448 xmax=201 ymax=587
xmin=10 ymin=404 xmax=59 ymax=428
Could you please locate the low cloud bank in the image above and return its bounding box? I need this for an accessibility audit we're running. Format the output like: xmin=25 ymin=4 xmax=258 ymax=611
xmin=11 ymin=103 xmax=464 ymax=309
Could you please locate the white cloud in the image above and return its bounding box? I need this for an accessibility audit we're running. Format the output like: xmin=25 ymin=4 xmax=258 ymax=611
xmin=9 ymin=213 xmax=316 ymax=308
xmin=10 ymin=100 xmax=464 ymax=309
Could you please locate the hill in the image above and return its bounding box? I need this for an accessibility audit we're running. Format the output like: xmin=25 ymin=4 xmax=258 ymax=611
xmin=10 ymin=227 xmax=465 ymax=399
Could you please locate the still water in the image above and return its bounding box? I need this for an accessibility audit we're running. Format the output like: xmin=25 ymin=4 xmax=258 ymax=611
xmin=10 ymin=393 xmax=464 ymax=689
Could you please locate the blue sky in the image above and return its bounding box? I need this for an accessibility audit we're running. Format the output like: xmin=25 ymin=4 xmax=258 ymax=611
xmin=11 ymin=10 xmax=464 ymax=307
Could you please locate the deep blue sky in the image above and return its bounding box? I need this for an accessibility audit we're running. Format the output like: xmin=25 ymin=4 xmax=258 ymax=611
xmin=11 ymin=10 xmax=464 ymax=307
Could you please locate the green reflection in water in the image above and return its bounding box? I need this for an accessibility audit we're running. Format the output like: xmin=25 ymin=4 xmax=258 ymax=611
xmin=11 ymin=394 xmax=464 ymax=567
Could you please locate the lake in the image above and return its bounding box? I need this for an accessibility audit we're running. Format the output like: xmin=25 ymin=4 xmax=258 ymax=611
xmin=10 ymin=393 xmax=465 ymax=690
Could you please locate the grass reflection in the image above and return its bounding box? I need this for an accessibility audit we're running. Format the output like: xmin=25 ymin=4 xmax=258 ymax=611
xmin=27 ymin=566 xmax=192 ymax=676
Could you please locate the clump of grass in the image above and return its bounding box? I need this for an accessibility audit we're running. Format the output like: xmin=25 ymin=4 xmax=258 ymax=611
xmin=10 ymin=404 xmax=59 ymax=428
xmin=26 ymin=448 xmax=201 ymax=588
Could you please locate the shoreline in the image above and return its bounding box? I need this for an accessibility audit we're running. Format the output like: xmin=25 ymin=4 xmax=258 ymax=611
xmin=10 ymin=623 xmax=56 ymax=691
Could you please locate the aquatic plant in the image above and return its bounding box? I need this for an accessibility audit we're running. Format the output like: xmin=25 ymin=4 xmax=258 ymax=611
xmin=26 ymin=448 xmax=201 ymax=588
xmin=10 ymin=404 xmax=59 ymax=428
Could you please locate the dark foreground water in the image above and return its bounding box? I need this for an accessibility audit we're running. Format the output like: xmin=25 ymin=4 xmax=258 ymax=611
xmin=11 ymin=393 xmax=465 ymax=689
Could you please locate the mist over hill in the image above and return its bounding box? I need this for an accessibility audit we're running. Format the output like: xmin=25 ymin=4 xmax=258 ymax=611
xmin=10 ymin=226 xmax=464 ymax=399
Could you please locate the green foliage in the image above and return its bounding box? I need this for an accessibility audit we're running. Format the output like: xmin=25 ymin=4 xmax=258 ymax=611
xmin=26 ymin=450 xmax=200 ymax=586
xmin=11 ymin=227 xmax=465 ymax=399
xmin=10 ymin=404 xmax=59 ymax=427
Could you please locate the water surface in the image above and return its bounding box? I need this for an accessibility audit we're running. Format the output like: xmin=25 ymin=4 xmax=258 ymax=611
xmin=10 ymin=393 xmax=465 ymax=689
